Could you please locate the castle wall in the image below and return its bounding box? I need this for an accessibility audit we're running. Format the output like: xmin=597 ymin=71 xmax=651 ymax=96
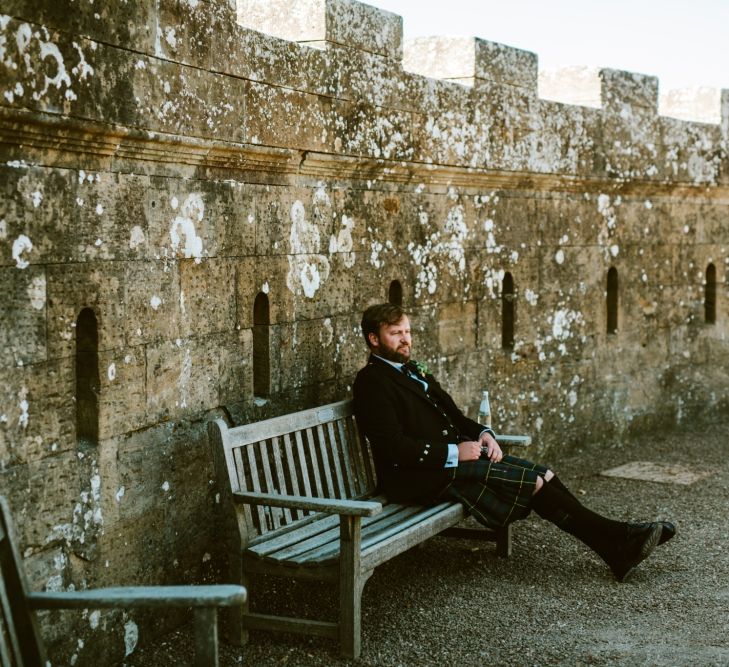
xmin=1 ymin=0 xmax=728 ymax=663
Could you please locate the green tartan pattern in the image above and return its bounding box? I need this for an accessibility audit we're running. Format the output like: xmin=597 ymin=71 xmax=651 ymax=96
xmin=440 ymin=455 xmax=549 ymax=529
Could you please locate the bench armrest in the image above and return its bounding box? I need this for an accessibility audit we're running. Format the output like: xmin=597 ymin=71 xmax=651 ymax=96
xmin=233 ymin=491 xmax=382 ymax=517
xmin=494 ymin=434 xmax=531 ymax=446
xmin=27 ymin=585 xmax=247 ymax=610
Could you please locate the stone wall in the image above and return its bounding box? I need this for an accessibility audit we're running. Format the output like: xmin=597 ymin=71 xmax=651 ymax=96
xmin=1 ymin=0 xmax=727 ymax=663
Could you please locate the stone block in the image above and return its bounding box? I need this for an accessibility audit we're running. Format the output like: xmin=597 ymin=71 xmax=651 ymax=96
xmin=145 ymin=335 xmax=221 ymax=423
xmin=122 ymin=261 xmax=182 ymax=346
xmin=600 ymin=68 xmax=659 ymax=113
xmin=0 ymin=450 xmax=104 ymax=560
xmin=436 ymin=300 xmax=477 ymax=355
xmin=125 ymin=51 xmax=246 ymax=141
xmin=97 ymin=347 xmax=147 ymax=439
xmin=1 ymin=0 xmax=158 ymax=56
xmin=155 ymin=0 xmax=236 ymax=70
xmin=179 ymin=257 xmax=237 ymax=338
xmin=0 ymin=359 xmax=76 ymax=467
xmin=238 ymin=0 xmax=403 ymax=60
xmin=245 ymin=81 xmax=343 ymax=152
xmin=403 ymin=37 xmax=538 ymax=91
xmin=530 ymin=100 xmax=599 ymax=177
xmin=218 ymin=328 xmax=254 ymax=408
xmin=660 ymin=117 xmax=722 ymax=185
xmin=601 ymin=110 xmax=662 ymax=180
xmin=0 ymin=266 xmax=47 ymax=367
xmin=311 ymin=43 xmax=400 ymax=107
xmin=273 ymin=319 xmax=338 ymax=390
xmin=22 ymin=545 xmax=69 ymax=592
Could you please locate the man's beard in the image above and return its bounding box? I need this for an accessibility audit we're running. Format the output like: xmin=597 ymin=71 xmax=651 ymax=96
xmin=377 ymin=344 xmax=410 ymax=364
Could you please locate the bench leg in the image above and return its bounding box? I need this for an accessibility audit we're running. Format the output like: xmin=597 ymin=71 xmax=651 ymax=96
xmin=226 ymin=552 xmax=250 ymax=647
xmin=194 ymin=607 xmax=219 ymax=667
xmin=339 ymin=515 xmax=365 ymax=659
xmin=496 ymin=524 xmax=513 ymax=558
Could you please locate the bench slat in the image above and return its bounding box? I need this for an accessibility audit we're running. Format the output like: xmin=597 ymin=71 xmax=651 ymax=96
xmin=270 ymin=437 xmax=293 ymax=525
xmin=326 ymin=421 xmax=348 ymax=498
xmin=245 ymin=446 xmax=268 ymax=531
xmin=223 ymin=401 xmax=354 ymax=448
xmin=336 ymin=420 xmax=356 ymax=497
xmin=300 ymin=503 xmax=456 ymax=564
xmin=282 ymin=433 xmax=303 ymax=521
xmin=348 ymin=415 xmax=375 ymax=495
xmin=260 ymin=440 xmax=283 ymax=530
xmin=304 ymin=427 xmax=325 ymax=498
xmin=293 ymin=430 xmax=313 ymax=503
xmin=250 ymin=503 xmax=404 ymax=559
xmin=232 ymin=447 xmax=255 ymax=530
xmin=253 ymin=504 xmax=441 ymax=565
xmin=315 ymin=424 xmax=337 ymax=498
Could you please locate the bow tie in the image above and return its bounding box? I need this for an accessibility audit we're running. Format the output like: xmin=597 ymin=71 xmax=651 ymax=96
xmin=402 ymin=361 xmax=420 ymax=377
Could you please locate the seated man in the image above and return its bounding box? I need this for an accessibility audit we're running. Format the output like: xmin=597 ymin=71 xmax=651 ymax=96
xmin=353 ymin=303 xmax=675 ymax=582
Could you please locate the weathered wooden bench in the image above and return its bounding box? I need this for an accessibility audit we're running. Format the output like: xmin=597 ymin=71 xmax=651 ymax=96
xmin=0 ymin=495 xmax=246 ymax=667
xmin=210 ymin=399 xmax=530 ymax=659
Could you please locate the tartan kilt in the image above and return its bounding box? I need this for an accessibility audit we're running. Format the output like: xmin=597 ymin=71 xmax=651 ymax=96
xmin=438 ymin=454 xmax=549 ymax=529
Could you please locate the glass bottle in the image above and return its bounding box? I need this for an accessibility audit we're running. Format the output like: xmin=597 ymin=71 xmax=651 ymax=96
xmin=477 ymin=390 xmax=491 ymax=427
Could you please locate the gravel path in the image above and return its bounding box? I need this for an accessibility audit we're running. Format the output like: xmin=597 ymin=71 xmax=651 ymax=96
xmin=127 ymin=419 xmax=729 ymax=666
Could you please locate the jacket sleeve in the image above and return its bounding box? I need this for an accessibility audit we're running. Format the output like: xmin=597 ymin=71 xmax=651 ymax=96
xmin=353 ymin=369 xmax=450 ymax=470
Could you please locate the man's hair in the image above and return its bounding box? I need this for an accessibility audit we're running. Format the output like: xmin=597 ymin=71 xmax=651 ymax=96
xmin=361 ymin=303 xmax=406 ymax=348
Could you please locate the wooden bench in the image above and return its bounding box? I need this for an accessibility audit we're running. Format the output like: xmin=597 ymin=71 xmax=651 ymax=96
xmin=0 ymin=495 xmax=246 ymax=667
xmin=209 ymin=399 xmax=530 ymax=659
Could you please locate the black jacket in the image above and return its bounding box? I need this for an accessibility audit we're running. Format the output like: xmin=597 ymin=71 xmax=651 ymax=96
xmin=353 ymin=355 xmax=488 ymax=503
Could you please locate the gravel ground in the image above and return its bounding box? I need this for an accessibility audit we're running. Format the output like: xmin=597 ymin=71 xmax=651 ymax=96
xmin=127 ymin=419 xmax=729 ymax=667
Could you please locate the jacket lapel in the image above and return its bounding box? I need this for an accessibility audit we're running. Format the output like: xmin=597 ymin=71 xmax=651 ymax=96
xmin=367 ymin=355 xmax=431 ymax=401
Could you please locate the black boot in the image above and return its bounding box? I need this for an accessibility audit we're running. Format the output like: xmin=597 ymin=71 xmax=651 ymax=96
xmin=531 ymin=480 xmax=662 ymax=582
xmin=552 ymin=475 xmax=676 ymax=547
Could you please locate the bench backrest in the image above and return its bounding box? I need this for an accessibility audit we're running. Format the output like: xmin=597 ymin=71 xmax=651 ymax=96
xmin=0 ymin=496 xmax=46 ymax=667
xmin=212 ymin=400 xmax=377 ymax=542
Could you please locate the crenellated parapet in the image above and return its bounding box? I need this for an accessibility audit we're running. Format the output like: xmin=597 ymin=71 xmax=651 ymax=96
xmin=0 ymin=0 xmax=726 ymax=188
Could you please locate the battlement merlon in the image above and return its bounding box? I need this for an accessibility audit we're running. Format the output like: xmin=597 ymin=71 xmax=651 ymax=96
xmin=600 ymin=68 xmax=658 ymax=113
xmin=402 ymin=36 xmax=538 ymax=92
xmin=237 ymin=0 xmax=403 ymax=60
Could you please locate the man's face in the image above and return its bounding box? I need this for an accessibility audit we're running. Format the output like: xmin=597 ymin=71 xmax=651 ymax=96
xmin=368 ymin=315 xmax=412 ymax=363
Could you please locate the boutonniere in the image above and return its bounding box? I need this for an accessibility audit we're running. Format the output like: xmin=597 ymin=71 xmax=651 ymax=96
xmin=407 ymin=360 xmax=431 ymax=377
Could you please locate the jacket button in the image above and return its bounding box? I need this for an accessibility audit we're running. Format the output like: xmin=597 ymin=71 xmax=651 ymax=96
xmin=441 ymin=429 xmax=448 ymax=435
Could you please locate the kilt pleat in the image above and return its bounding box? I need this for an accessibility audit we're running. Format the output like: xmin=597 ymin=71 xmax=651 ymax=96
xmin=440 ymin=454 xmax=549 ymax=529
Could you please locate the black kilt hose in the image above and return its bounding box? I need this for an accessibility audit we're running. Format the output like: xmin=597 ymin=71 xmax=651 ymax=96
xmin=438 ymin=454 xmax=549 ymax=529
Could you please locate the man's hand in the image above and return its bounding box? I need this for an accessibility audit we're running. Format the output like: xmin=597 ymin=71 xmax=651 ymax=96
xmin=478 ymin=432 xmax=503 ymax=462
xmin=457 ymin=440 xmax=482 ymax=462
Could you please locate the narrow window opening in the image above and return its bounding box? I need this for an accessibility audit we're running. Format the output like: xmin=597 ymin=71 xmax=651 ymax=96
xmin=76 ymin=308 xmax=100 ymax=445
xmin=253 ymin=292 xmax=271 ymax=397
xmin=388 ymin=280 xmax=403 ymax=306
xmin=705 ymin=263 xmax=717 ymax=324
xmin=607 ymin=267 xmax=619 ymax=335
xmin=501 ymin=272 xmax=515 ymax=350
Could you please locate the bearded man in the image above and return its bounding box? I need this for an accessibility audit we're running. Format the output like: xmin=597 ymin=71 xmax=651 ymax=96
xmin=353 ymin=302 xmax=675 ymax=582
